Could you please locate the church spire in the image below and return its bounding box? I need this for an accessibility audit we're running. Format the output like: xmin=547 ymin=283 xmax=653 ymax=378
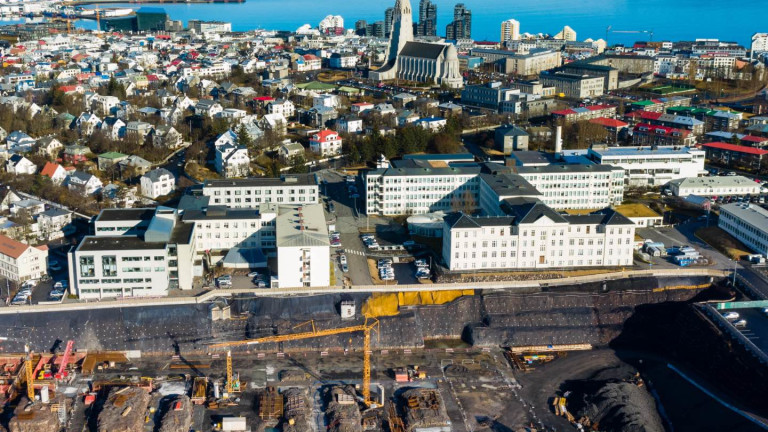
xmin=386 ymin=0 xmax=414 ymax=62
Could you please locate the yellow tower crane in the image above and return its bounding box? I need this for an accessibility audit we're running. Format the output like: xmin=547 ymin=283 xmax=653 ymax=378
xmin=25 ymin=346 xmax=34 ymax=401
xmin=225 ymin=350 xmax=240 ymax=394
xmin=210 ymin=318 xmax=380 ymax=405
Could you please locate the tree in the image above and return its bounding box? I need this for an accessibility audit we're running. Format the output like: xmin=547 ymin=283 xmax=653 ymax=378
xmin=236 ymin=123 xmax=252 ymax=148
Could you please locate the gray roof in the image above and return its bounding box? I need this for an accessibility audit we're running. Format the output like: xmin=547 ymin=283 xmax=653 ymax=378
xmin=276 ymin=204 xmax=329 ymax=248
xmin=496 ymin=125 xmax=529 ymax=137
xmin=203 ymin=174 xmax=318 ymax=188
xmin=720 ymin=203 xmax=768 ymax=230
xmin=399 ymin=41 xmax=446 ymax=60
xmin=144 ymin=168 xmax=174 ymax=182
xmin=478 ymin=173 xmax=541 ymax=198
xmin=40 ymin=208 xmax=70 ymax=218
xmin=96 ymin=208 xmax=155 ymax=222
xmin=78 ymin=235 xmax=166 ymax=252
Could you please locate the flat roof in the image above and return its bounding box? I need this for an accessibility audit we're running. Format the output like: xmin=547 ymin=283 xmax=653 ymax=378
xmin=77 ymin=236 xmax=167 ymax=252
xmin=276 ymin=204 xmax=329 ymax=248
xmin=720 ymin=203 xmax=768 ymax=230
xmin=671 ymin=175 xmax=761 ymax=189
xmin=516 ymin=163 xmax=618 ymax=174
xmin=589 ymin=146 xmax=703 ymax=157
xmin=203 ymin=174 xmax=317 ymax=188
xmin=614 ymin=203 xmax=661 ymax=218
xmin=95 ymin=208 xmax=155 ymax=223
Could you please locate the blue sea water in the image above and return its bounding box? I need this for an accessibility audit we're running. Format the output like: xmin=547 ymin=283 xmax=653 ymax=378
xmin=14 ymin=0 xmax=768 ymax=47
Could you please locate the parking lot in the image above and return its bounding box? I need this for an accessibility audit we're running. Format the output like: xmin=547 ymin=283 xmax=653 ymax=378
xmin=724 ymin=307 xmax=768 ymax=356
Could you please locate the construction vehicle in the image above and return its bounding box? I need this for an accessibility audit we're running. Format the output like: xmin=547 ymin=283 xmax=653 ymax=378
xmin=211 ymin=318 xmax=380 ymax=406
xmin=552 ymin=396 xmax=575 ymax=422
xmin=55 ymin=340 xmax=74 ymax=380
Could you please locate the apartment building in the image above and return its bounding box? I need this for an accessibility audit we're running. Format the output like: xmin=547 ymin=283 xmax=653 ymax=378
xmin=140 ymin=168 xmax=175 ymax=199
xmin=442 ymin=200 xmax=635 ymax=271
xmin=69 ymin=207 xmax=196 ymax=299
xmin=309 ymin=130 xmax=343 ymax=157
xmin=632 ymin=124 xmax=696 ymax=147
xmin=551 ymin=104 xmax=616 ymax=123
xmin=719 ymin=203 xmax=768 ymax=257
xmin=587 ymin=145 xmax=706 ymax=187
xmin=515 ymin=164 xmax=625 ymax=209
xmin=539 ymin=72 xmax=604 ymax=99
xmin=184 ymin=205 xmax=278 ymax=257
xmin=276 ymin=204 xmax=330 ymax=288
xmin=700 ymin=142 xmax=768 ymax=171
xmin=202 ymin=175 xmax=319 ymax=208
xmin=0 ymin=234 xmax=48 ymax=283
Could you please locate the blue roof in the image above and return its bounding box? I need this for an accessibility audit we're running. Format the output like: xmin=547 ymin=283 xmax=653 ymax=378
xmin=589 ymin=146 xmax=699 ymax=157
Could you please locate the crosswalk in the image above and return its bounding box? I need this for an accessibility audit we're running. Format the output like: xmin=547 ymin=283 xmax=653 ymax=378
xmin=340 ymin=249 xmax=366 ymax=256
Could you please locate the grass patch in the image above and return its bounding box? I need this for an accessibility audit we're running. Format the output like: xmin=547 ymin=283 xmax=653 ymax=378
xmin=695 ymin=226 xmax=752 ymax=260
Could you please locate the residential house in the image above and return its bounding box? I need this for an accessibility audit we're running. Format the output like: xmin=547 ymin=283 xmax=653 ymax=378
xmin=152 ymin=125 xmax=182 ymax=149
xmin=118 ymin=155 xmax=152 ymax=176
xmin=267 ymin=99 xmax=296 ymax=118
xmin=303 ymin=106 xmax=338 ymax=128
xmin=97 ymin=152 xmax=129 ymax=171
xmin=89 ymin=94 xmax=120 ymax=116
xmin=260 ymin=113 xmax=287 ymax=136
xmin=215 ymin=144 xmax=250 ymax=178
xmin=0 ymin=234 xmax=48 ymax=282
xmin=0 ymin=189 xmax=21 ymax=212
xmin=73 ymin=112 xmax=102 ymax=136
xmin=62 ymin=145 xmax=89 ymax=164
xmin=309 ymin=130 xmax=343 ymax=157
xmin=397 ymin=110 xmax=420 ymax=127
xmin=35 ymin=136 xmax=63 ymax=159
xmin=100 ymin=117 xmax=127 ymax=140
xmin=40 ymin=162 xmax=67 ymax=185
xmin=195 ymin=99 xmax=223 ymax=117
xmin=125 ymin=121 xmax=154 ymax=144
xmin=416 ymin=117 xmax=447 ymax=132
xmin=279 ymin=141 xmax=305 ymax=164
xmin=37 ymin=208 xmax=72 ymax=240
xmin=10 ymin=199 xmax=45 ymax=217
xmin=5 ymin=155 xmax=36 ymax=175
xmin=140 ymin=168 xmax=175 ymax=199
xmin=67 ymin=171 xmax=103 ymax=195
xmin=336 ymin=116 xmax=363 ymax=134
xmin=5 ymin=131 xmax=35 ymax=152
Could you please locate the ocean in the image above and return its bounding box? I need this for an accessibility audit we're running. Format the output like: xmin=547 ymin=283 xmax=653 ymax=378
xmin=7 ymin=0 xmax=765 ymax=47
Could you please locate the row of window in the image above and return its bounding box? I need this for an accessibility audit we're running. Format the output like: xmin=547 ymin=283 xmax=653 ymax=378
xmin=209 ymin=188 xmax=314 ymax=196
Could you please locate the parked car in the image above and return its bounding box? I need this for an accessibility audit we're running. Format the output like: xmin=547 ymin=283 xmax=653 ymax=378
xmin=49 ymin=260 xmax=62 ymax=271
xmin=733 ymin=319 xmax=748 ymax=328
xmin=341 ymin=263 xmax=349 ymax=273
xmin=247 ymin=271 xmax=260 ymax=278
xmin=723 ymin=311 xmax=740 ymax=320
xmin=339 ymin=254 xmax=347 ymax=265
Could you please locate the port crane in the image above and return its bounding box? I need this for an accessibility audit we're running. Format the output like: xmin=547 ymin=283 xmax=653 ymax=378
xmin=211 ymin=318 xmax=380 ymax=405
xmin=606 ymin=26 xmax=654 ymax=44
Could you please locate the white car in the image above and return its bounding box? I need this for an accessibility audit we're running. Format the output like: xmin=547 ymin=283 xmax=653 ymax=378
xmin=733 ymin=319 xmax=747 ymax=328
xmin=723 ymin=312 xmax=740 ymax=320
xmin=339 ymin=254 xmax=347 ymax=265
xmin=247 ymin=271 xmax=260 ymax=278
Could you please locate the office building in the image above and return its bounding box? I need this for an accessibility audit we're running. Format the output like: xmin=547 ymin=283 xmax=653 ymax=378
xmin=514 ymin=164 xmax=625 ymax=209
xmin=500 ymin=19 xmax=520 ymax=43
xmin=136 ymin=7 xmax=168 ymax=32
xmin=668 ymin=175 xmax=762 ymax=197
xmin=442 ymin=200 xmax=635 ymax=271
xmin=202 ymin=175 xmax=319 ymax=208
xmin=188 ymin=20 xmax=232 ymax=34
xmin=445 ymin=3 xmax=471 ymax=40
xmin=276 ymin=204 xmax=331 ymax=288
xmin=540 ymin=72 xmax=604 ymax=99
xmin=0 ymin=234 xmax=48 ymax=283
xmin=587 ymin=145 xmax=706 ymax=187
xmin=719 ymin=203 xmax=768 ymax=257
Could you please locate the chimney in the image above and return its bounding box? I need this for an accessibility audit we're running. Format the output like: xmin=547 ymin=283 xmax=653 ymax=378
xmin=554 ymin=125 xmax=563 ymax=157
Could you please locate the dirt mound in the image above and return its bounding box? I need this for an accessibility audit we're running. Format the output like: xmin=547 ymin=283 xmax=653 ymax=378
xmin=158 ymin=395 xmax=192 ymax=432
xmin=8 ymin=399 xmax=59 ymax=432
xmin=571 ymin=381 xmax=663 ymax=432
xmin=97 ymin=387 xmax=151 ymax=432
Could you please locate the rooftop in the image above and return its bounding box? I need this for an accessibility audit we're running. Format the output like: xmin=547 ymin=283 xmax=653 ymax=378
xmin=203 ymin=174 xmax=318 ymax=188
xmin=613 ymin=203 xmax=661 ymax=218
xmin=276 ymin=204 xmax=329 ymax=248
xmin=721 ymin=203 xmax=768 ymax=230
xmin=77 ymin=235 xmax=167 ymax=252
xmin=96 ymin=208 xmax=155 ymax=223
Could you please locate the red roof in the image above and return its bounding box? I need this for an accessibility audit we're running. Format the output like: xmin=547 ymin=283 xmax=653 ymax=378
xmin=589 ymin=117 xmax=628 ymax=128
xmin=741 ymin=135 xmax=768 ymax=143
xmin=586 ymin=104 xmax=615 ymax=111
xmin=627 ymin=111 xmax=663 ymax=121
xmin=40 ymin=162 xmax=62 ymax=178
xmin=312 ymin=129 xmax=340 ymax=141
xmin=552 ymin=109 xmax=576 ymax=116
xmin=701 ymin=142 xmax=768 ymax=156
xmin=0 ymin=234 xmax=31 ymax=259
xmin=634 ymin=123 xmax=689 ymax=137
xmin=253 ymin=96 xmax=275 ymax=102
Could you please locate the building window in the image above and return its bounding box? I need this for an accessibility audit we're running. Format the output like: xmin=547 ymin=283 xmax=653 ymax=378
xmin=102 ymin=255 xmax=117 ymax=277
xmin=79 ymin=256 xmax=95 ymax=277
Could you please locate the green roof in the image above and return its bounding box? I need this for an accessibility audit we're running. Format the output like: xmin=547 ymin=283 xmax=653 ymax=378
xmin=632 ymin=100 xmax=656 ymax=106
xmin=98 ymin=151 xmax=128 ymax=159
xmin=337 ymin=86 xmax=361 ymax=93
xmin=295 ymin=81 xmax=337 ymax=91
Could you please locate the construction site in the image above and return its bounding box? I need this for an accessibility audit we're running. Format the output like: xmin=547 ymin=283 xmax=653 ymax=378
xmin=0 ymin=274 xmax=765 ymax=431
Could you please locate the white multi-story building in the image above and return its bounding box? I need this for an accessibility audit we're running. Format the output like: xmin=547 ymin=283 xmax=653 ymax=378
xmin=188 ymin=20 xmax=232 ymax=34
xmin=500 ymin=19 xmax=520 ymax=42
xmin=70 ymin=207 xmax=196 ymax=299
xmin=442 ymin=200 xmax=635 ymax=271
xmin=752 ymin=33 xmax=768 ymax=58
xmin=215 ymin=144 xmax=250 ymax=178
xmin=309 ymin=129 xmax=343 ymax=157
xmin=140 ymin=168 xmax=176 ymax=199
xmin=0 ymin=234 xmax=48 ymax=283
xmin=184 ymin=205 xmax=278 ymax=256
xmin=276 ymin=204 xmax=330 ymax=288
xmin=202 ymin=175 xmax=319 ymax=208
xmin=587 ymin=145 xmax=706 ymax=187
xmin=719 ymin=203 xmax=768 ymax=257
xmin=268 ymin=99 xmax=296 ymax=118
xmin=668 ymin=175 xmax=762 ymax=198
xmin=515 ymin=164 xmax=625 ymax=209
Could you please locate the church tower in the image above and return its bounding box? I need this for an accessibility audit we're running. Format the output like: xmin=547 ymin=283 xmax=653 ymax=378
xmin=386 ymin=0 xmax=414 ymax=63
